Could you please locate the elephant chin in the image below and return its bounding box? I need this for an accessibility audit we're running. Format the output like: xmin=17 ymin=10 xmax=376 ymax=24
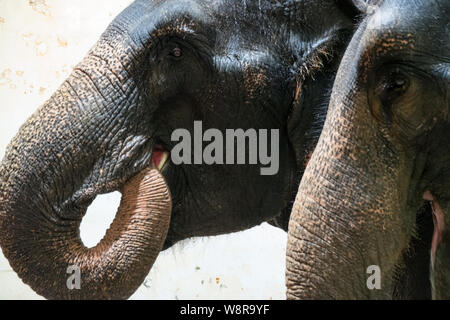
xmin=0 ymin=151 xmax=172 ymax=300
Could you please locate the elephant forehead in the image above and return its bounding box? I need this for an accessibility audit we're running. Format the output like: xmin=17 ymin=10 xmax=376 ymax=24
xmin=367 ymin=0 xmax=448 ymax=38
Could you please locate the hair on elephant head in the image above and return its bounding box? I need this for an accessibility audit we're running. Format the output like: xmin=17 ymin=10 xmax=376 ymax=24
xmin=0 ymin=0 xmax=365 ymax=299
xmin=287 ymin=0 xmax=449 ymax=299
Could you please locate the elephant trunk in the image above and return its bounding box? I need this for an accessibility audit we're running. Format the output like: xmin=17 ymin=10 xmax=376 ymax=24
xmin=0 ymin=1 xmax=172 ymax=299
xmin=0 ymin=165 xmax=171 ymax=299
xmin=286 ymin=145 xmax=408 ymax=299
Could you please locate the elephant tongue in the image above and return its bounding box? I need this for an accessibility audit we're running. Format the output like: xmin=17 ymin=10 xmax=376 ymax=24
xmin=423 ymin=191 xmax=445 ymax=266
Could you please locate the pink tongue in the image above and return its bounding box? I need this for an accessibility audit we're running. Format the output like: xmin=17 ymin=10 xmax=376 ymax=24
xmin=152 ymin=145 xmax=166 ymax=169
xmin=423 ymin=191 xmax=445 ymax=266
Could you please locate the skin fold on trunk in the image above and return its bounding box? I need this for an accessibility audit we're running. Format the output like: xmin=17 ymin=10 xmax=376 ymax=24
xmin=0 ymin=1 xmax=172 ymax=299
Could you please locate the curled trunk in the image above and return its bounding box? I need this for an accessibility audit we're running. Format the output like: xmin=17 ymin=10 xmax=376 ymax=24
xmin=0 ymin=167 xmax=171 ymax=299
xmin=0 ymin=1 xmax=172 ymax=299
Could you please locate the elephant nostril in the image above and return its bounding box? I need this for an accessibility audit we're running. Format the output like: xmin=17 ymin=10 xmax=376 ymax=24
xmin=80 ymin=191 xmax=121 ymax=248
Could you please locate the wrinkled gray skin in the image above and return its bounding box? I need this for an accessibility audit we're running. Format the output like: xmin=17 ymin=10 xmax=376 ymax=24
xmin=287 ymin=0 xmax=449 ymax=299
xmin=0 ymin=0 xmax=362 ymax=299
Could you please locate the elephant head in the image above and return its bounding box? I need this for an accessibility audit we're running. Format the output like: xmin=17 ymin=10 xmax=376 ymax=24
xmin=0 ymin=0 xmax=363 ymax=299
xmin=287 ymin=0 xmax=449 ymax=299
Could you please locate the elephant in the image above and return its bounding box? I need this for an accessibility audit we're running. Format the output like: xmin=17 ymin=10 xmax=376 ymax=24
xmin=286 ymin=0 xmax=449 ymax=299
xmin=0 ymin=0 xmax=366 ymax=299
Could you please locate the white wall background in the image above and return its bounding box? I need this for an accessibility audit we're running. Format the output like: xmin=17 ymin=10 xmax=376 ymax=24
xmin=0 ymin=0 xmax=287 ymax=300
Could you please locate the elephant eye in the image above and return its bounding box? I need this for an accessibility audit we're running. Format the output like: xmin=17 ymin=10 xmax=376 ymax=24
xmin=170 ymin=47 xmax=183 ymax=58
xmin=375 ymin=68 xmax=410 ymax=105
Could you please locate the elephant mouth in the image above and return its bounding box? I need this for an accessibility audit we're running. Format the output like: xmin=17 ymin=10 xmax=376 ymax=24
xmin=151 ymin=144 xmax=170 ymax=171
xmin=423 ymin=191 xmax=445 ymax=266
